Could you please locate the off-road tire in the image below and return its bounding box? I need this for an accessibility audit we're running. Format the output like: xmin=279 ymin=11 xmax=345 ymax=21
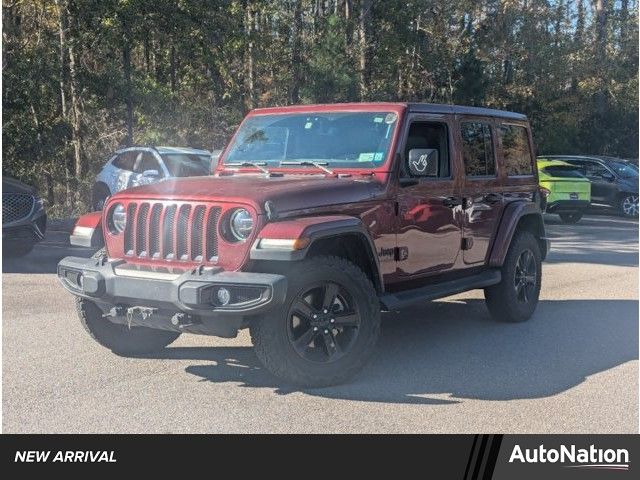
xmin=250 ymin=255 xmax=380 ymax=387
xmin=558 ymin=211 xmax=583 ymax=224
xmin=484 ymin=231 xmax=542 ymax=323
xmin=75 ymin=248 xmax=180 ymax=354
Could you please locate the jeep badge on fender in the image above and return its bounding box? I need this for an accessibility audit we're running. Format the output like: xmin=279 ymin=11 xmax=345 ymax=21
xmin=57 ymin=103 xmax=549 ymax=387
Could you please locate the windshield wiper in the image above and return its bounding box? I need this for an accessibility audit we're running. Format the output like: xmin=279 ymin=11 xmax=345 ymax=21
xmin=280 ymin=161 xmax=334 ymax=175
xmin=225 ymin=161 xmax=272 ymax=175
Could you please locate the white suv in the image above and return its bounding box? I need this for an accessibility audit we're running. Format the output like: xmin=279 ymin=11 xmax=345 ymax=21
xmin=91 ymin=146 xmax=221 ymax=210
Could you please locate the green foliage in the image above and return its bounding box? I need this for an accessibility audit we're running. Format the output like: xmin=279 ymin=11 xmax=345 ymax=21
xmin=2 ymin=0 xmax=638 ymax=218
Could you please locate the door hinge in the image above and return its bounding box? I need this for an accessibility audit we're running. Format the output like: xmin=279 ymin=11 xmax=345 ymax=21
xmin=394 ymin=246 xmax=409 ymax=261
xmin=461 ymin=237 xmax=474 ymax=250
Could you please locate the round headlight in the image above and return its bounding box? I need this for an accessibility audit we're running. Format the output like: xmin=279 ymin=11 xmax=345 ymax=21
xmin=229 ymin=208 xmax=254 ymax=241
xmin=109 ymin=203 xmax=127 ymax=234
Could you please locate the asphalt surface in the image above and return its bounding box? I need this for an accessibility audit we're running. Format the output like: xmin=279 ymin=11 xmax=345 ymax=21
xmin=2 ymin=213 xmax=638 ymax=433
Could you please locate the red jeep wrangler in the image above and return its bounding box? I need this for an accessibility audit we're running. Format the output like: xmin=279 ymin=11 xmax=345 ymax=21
xmin=58 ymin=103 xmax=549 ymax=387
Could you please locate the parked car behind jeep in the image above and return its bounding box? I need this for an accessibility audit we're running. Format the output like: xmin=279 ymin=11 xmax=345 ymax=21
xmin=544 ymin=155 xmax=638 ymax=217
xmin=91 ymin=146 xmax=219 ymax=211
xmin=58 ymin=103 xmax=548 ymax=387
xmin=537 ymin=158 xmax=591 ymax=223
xmin=2 ymin=177 xmax=47 ymax=257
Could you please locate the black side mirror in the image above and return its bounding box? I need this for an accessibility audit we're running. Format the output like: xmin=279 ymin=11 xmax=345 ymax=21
xmin=407 ymin=149 xmax=439 ymax=177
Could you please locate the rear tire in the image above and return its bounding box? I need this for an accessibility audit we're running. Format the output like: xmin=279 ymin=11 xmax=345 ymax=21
xmin=558 ymin=211 xmax=583 ymax=224
xmin=250 ymin=255 xmax=380 ymax=387
xmin=484 ymin=231 xmax=542 ymax=323
xmin=619 ymin=194 xmax=638 ymax=217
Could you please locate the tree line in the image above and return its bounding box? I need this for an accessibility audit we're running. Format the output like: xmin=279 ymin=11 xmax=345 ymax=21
xmin=2 ymin=0 xmax=638 ymax=217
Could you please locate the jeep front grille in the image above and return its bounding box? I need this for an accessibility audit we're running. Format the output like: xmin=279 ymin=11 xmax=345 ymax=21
xmin=2 ymin=193 xmax=35 ymax=225
xmin=123 ymin=202 xmax=221 ymax=262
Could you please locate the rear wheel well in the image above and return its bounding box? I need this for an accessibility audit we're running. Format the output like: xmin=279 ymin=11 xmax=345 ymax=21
xmin=514 ymin=213 xmax=546 ymax=259
xmin=306 ymin=234 xmax=382 ymax=293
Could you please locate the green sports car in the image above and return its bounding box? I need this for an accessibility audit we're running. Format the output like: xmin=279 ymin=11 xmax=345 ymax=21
xmin=537 ymin=158 xmax=591 ymax=223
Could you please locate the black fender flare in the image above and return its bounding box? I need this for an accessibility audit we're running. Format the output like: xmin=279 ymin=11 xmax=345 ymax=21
xmin=488 ymin=201 xmax=549 ymax=267
xmin=250 ymin=215 xmax=383 ymax=292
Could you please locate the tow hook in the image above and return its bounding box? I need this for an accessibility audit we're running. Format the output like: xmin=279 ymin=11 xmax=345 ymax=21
xmin=171 ymin=313 xmax=197 ymax=329
xmin=125 ymin=306 xmax=158 ymax=329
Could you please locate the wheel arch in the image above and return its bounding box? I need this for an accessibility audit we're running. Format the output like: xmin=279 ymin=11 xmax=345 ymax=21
xmin=488 ymin=202 xmax=549 ymax=267
xmin=250 ymin=215 xmax=384 ymax=293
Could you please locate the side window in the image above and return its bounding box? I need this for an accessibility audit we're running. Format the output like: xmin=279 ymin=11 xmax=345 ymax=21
xmin=402 ymin=122 xmax=450 ymax=178
xmin=137 ymin=152 xmax=162 ymax=175
xmin=584 ymin=162 xmax=610 ymax=180
xmin=461 ymin=122 xmax=495 ymax=177
xmin=499 ymin=124 xmax=534 ymax=175
xmin=112 ymin=151 xmax=137 ymax=171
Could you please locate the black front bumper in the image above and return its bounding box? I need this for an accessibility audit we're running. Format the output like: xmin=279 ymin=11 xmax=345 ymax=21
xmin=57 ymin=256 xmax=287 ymax=319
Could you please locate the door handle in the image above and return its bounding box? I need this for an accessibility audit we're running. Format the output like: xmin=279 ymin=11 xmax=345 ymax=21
xmin=484 ymin=193 xmax=502 ymax=204
xmin=443 ymin=197 xmax=462 ymax=208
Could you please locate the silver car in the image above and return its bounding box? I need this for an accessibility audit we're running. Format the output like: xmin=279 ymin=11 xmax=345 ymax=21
xmin=91 ymin=146 xmax=221 ymax=210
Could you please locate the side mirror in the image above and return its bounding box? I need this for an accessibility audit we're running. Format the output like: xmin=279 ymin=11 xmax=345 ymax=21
xmin=142 ymin=169 xmax=160 ymax=178
xmin=407 ymin=149 xmax=439 ymax=177
xmin=602 ymin=172 xmax=615 ymax=182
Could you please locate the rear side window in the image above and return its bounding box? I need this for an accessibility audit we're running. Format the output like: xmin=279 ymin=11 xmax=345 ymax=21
xmin=499 ymin=125 xmax=533 ymax=175
xmin=137 ymin=152 xmax=162 ymax=174
xmin=112 ymin=151 xmax=137 ymax=171
xmin=461 ymin=122 xmax=495 ymax=177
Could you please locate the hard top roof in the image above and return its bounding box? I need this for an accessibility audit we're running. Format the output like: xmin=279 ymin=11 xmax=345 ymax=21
xmin=250 ymin=102 xmax=527 ymax=121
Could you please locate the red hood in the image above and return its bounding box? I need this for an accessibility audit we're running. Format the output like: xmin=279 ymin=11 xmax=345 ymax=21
xmin=111 ymin=174 xmax=386 ymax=215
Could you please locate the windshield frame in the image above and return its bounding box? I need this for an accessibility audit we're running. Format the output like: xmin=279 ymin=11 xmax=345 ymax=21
xmin=217 ymin=105 xmax=406 ymax=175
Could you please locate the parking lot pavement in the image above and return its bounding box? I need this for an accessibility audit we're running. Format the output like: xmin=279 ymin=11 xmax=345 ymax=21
xmin=2 ymin=214 xmax=638 ymax=433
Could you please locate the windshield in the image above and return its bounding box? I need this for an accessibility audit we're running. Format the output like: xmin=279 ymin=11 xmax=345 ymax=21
xmin=542 ymin=165 xmax=586 ymax=179
xmin=161 ymin=153 xmax=212 ymax=177
xmin=608 ymin=161 xmax=638 ymax=179
xmin=223 ymin=111 xmax=398 ymax=168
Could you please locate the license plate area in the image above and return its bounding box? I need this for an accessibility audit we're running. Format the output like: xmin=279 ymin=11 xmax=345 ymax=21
xmin=569 ymin=192 xmax=579 ymax=200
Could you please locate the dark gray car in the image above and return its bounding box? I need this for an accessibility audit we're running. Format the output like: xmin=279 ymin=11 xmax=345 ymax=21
xmin=544 ymin=155 xmax=639 ymax=217
xmin=2 ymin=177 xmax=47 ymax=257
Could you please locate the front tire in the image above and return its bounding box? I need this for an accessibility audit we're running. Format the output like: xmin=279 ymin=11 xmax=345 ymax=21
xmin=619 ymin=194 xmax=638 ymax=217
xmin=484 ymin=231 xmax=542 ymax=323
xmin=250 ymin=256 xmax=381 ymax=387
xmin=76 ymin=298 xmax=180 ymax=355
xmin=558 ymin=211 xmax=583 ymax=224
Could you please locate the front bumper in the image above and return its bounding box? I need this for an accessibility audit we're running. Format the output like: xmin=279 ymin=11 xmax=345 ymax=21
xmin=57 ymin=256 xmax=287 ymax=319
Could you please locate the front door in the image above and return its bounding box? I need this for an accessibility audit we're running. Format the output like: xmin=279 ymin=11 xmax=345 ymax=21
xmin=458 ymin=118 xmax=504 ymax=265
xmin=395 ymin=118 xmax=462 ymax=277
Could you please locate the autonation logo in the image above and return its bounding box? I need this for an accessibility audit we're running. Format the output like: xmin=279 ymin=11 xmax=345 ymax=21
xmin=509 ymin=444 xmax=630 ymax=471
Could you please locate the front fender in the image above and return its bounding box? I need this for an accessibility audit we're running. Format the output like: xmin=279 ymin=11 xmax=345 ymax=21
xmin=488 ymin=202 xmax=548 ymax=267
xmin=250 ymin=214 xmax=383 ymax=289
xmin=70 ymin=211 xmax=104 ymax=248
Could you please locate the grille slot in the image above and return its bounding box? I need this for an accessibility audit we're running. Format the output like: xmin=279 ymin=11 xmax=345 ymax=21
xmin=149 ymin=204 xmax=162 ymax=258
xmin=191 ymin=206 xmax=206 ymax=261
xmin=162 ymin=205 xmax=177 ymax=259
xmin=206 ymin=207 xmax=221 ymax=261
xmin=122 ymin=202 xmax=222 ymax=263
xmin=135 ymin=203 xmax=150 ymax=256
xmin=2 ymin=193 xmax=35 ymax=225
xmin=124 ymin=203 xmax=137 ymax=254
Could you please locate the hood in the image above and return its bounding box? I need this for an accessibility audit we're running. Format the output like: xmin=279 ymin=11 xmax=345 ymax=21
xmin=2 ymin=177 xmax=36 ymax=194
xmin=112 ymin=174 xmax=384 ymax=214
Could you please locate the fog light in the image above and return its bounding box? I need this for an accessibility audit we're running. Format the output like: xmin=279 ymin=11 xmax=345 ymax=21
xmin=217 ymin=287 xmax=231 ymax=306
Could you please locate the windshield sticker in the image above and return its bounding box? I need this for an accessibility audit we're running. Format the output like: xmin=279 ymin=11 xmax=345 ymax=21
xmin=374 ymin=152 xmax=384 ymax=162
xmin=304 ymin=121 xmax=313 ymax=129
xmin=373 ymin=116 xmax=384 ymax=123
xmin=358 ymin=152 xmax=376 ymax=162
xmin=384 ymin=112 xmax=397 ymax=124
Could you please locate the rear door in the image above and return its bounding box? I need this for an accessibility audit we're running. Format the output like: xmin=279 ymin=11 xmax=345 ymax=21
xmin=459 ymin=117 xmax=505 ymax=265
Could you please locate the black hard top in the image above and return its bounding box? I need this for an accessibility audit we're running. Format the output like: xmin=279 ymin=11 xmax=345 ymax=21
xmin=407 ymin=103 xmax=527 ymax=121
